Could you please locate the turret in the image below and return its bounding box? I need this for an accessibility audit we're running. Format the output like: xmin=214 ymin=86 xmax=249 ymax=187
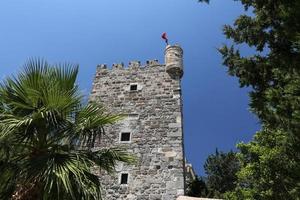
xmin=165 ymin=44 xmax=184 ymax=79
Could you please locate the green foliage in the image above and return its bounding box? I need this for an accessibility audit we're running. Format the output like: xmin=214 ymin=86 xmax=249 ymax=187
xmin=219 ymin=0 xmax=300 ymax=131
xmin=204 ymin=150 xmax=240 ymax=198
xmin=186 ymin=176 xmax=208 ymax=197
xmin=0 ymin=59 xmax=134 ymax=200
xmin=226 ymin=128 xmax=300 ymax=200
xmin=199 ymin=0 xmax=300 ymax=199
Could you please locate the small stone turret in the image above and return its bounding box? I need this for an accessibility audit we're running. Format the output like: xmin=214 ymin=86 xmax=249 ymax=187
xmin=165 ymin=44 xmax=184 ymax=79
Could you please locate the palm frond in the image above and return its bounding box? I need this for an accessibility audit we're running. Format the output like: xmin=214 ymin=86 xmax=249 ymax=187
xmin=51 ymin=62 xmax=79 ymax=91
xmin=73 ymin=103 xmax=122 ymax=148
xmin=0 ymin=140 xmax=20 ymax=200
xmin=0 ymin=59 xmax=134 ymax=200
xmin=82 ymin=148 xmax=136 ymax=173
xmin=20 ymin=150 xmax=102 ymax=200
xmin=0 ymin=114 xmax=33 ymax=140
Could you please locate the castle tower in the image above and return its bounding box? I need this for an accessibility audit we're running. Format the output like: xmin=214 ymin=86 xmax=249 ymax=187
xmin=90 ymin=45 xmax=185 ymax=200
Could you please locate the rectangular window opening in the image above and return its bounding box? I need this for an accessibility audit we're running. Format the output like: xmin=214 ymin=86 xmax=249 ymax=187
xmin=120 ymin=132 xmax=131 ymax=142
xmin=173 ymin=89 xmax=181 ymax=95
xmin=128 ymin=113 xmax=139 ymax=119
xmin=130 ymin=84 xmax=137 ymax=91
xmin=120 ymin=173 xmax=128 ymax=184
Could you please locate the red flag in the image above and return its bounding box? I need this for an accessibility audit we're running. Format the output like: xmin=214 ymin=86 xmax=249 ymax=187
xmin=161 ymin=32 xmax=169 ymax=45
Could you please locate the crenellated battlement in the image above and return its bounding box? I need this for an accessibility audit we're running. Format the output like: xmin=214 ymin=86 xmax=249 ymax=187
xmin=96 ymin=59 xmax=162 ymax=72
xmin=95 ymin=44 xmax=183 ymax=80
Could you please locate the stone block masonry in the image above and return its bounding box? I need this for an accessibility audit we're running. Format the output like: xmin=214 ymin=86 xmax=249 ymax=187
xmin=90 ymin=45 xmax=185 ymax=200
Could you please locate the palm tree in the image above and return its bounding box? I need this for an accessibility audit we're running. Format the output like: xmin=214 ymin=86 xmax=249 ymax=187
xmin=0 ymin=59 xmax=134 ymax=200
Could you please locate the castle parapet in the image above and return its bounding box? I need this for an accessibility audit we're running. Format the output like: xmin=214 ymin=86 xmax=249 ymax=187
xmin=95 ymin=44 xmax=183 ymax=80
xmin=129 ymin=61 xmax=141 ymax=69
xmin=96 ymin=59 xmax=163 ymax=73
xmin=97 ymin=64 xmax=107 ymax=69
xmin=112 ymin=63 xmax=124 ymax=69
xmin=146 ymin=59 xmax=159 ymax=66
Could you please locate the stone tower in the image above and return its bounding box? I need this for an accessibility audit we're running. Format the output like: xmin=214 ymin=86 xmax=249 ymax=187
xmin=90 ymin=45 xmax=185 ymax=200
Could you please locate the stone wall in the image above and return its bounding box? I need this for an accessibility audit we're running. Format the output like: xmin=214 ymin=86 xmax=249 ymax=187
xmin=90 ymin=45 xmax=185 ymax=200
xmin=177 ymin=197 xmax=223 ymax=200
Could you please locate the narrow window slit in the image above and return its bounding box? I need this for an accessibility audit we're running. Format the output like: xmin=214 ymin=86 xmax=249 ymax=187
xmin=120 ymin=173 xmax=128 ymax=184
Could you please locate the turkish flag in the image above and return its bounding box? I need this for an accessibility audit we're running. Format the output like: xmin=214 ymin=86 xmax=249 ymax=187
xmin=161 ymin=32 xmax=167 ymax=40
xmin=161 ymin=32 xmax=168 ymax=44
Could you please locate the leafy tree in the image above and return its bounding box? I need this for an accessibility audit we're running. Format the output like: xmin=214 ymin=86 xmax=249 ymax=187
xmin=186 ymin=176 xmax=209 ymax=197
xmin=204 ymin=150 xmax=240 ymax=198
xmin=0 ymin=60 xmax=134 ymax=200
xmin=200 ymin=0 xmax=300 ymax=199
xmin=224 ymin=128 xmax=300 ymax=200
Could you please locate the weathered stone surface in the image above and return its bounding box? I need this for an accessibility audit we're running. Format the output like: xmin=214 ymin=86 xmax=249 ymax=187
xmin=90 ymin=45 xmax=185 ymax=199
xmin=177 ymin=197 xmax=222 ymax=200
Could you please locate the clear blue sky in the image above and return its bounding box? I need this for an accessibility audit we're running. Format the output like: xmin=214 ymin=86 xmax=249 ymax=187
xmin=0 ymin=0 xmax=259 ymax=175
